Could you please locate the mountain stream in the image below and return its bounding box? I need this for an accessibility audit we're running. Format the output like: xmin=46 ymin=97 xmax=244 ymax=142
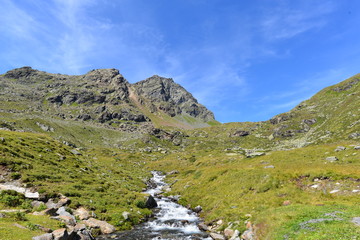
xmin=97 ymin=171 xmax=211 ymax=240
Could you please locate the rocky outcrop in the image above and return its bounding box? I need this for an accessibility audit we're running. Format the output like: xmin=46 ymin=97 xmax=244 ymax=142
xmin=133 ymin=75 xmax=215 ymax=122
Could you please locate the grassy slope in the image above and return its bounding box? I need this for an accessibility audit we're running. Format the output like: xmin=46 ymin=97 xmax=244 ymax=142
xmin=148 ymin=141 xmax=360 ymax=239
xmin=146 ymin=74 xmax=360 ymax=239
xmin=0 ymin=130 xmax=155 ymax=239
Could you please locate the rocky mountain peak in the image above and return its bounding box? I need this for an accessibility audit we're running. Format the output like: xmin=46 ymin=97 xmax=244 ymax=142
xmin=4 ymin=66 xmax=38 ymax=79
xmin=133 ymin=75 xmax=215 ymax=123
xmin=82 ymin=69 xmax=128 ymax=86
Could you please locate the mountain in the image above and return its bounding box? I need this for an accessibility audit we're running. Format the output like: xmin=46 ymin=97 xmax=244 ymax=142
xmin=1 ymin=67 xmax=360 ymax=240
xmin=0 ymin=67 xmax=217 ymax=148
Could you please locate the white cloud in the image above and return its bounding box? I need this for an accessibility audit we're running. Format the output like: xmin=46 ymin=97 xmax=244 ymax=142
xmin=261 ymin=1 xmax=335 ymax=41
xmin=0 ymin=0 xmax=40 ymax=40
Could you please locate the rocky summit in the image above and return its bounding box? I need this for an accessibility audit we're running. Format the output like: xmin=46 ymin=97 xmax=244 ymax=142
xmin=1 ymin=67 xmax=360 ymax=240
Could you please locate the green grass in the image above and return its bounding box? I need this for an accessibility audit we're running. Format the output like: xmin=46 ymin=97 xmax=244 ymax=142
xmin=0 ymin=130 xmax=153 ymax=231
xmin=148 ymin=141 xmax=360 ymax=239
xmin=0 ymin=214 xmax=61 ymax=240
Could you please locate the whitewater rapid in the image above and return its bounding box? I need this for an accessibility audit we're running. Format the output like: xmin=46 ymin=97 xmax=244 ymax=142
xmin=97 ymin=171 xmax=211 ymax=240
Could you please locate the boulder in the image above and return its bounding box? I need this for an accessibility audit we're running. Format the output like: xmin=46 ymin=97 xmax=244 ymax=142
xmin=32 ymin=233 xmax=53 ymax=240
xmin=70 ymin=149 xmax=82 ymax=155
xmin=74 ymin=207 xmax=90 ymax=220
xmin=56 ymin=215 xmax=76 ymax=226
xmin=241 ymin=229 xmax=255 ymax=240
xmin=31 ymin=200 xmax=44 ymax=208
xmin=43 ymin=208 xmax=58 ymax=216
xmin=193 ymin=205 xmax=202 ymax=213
xmin=122 ymin=211 xmax=130 ymax=220
xmin=46 ymin=199 xmax=57 ymax=209
xmin=264 ymin=165 xmax=275 ymax=169
xmin=229 ymin=230 xmax=240 ymax=240
xmin=245 ymin=151 xmax=265 ymax=158
xmin=167 ymin=170 xmax=179 ymax=175
xmin=56 ymin=207 xmax=75 ymax=220
xmin=56 ymin=196 xmax=71 ymax=208
xmin=231 ymin=130 xmax=250 ymax=137
xmin=352 ymin=217 xmax=360 ymax=226
xmin=335 ymin=146 xmax=346 ymax=152
xmin=52 ymin=228 xmax=69 ymax=240
xmin=198 ymin=222 xmax=209 ymax=231
xmin=349 ymin=132 xmax=360 ymax=139
xmin=224 ymin=228 xmax=235 ymax=238
xmin=325 ymin=156 xmax=338 ymax=162
xmin=210 ymin=232 xmax=226 ymax=240
xmin=354 ymin=146 xmax=360 ymax=150
xmin=83 ymin=218 xmax=116 ymax=234
xmin=303 ymin=119 xmax=317 ymax=125
xmin=145 ymin=195 xmax=158 ymax=208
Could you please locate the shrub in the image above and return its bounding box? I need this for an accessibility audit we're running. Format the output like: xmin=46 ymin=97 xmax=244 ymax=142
xmin=0 ymin=190 xmax=25 ymax=207
xmin=135 ymin=200 xmax=146 ymax=209
xmin=26 ymin=222 xmax=39 ymax=231
xmin=10 ymin=172 xmax=21 ymax=180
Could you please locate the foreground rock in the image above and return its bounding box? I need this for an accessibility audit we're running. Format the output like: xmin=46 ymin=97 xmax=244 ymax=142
xmin=83 ymin=218 xmax=116 ymax=234
xmin=210 ymin=232 xmax=226 ymax=240
xmin=145 ymin=195 xmax=158 ymax=208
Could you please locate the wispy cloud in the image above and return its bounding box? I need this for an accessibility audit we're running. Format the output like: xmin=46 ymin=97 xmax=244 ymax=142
xmin=261 ymin=1 xmax=335 ymax=41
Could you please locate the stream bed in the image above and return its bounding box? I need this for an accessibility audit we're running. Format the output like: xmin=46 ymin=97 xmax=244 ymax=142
xmin=97 ymin=171 xmax=211 ymax=240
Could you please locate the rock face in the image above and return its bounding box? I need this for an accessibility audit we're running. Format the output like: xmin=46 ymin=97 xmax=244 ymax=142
xmin=133 ymin=75 xmax=215 ymax=122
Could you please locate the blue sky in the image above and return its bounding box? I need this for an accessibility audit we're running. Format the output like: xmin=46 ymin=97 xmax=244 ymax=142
xmin=1 ymin=0 xmax=360 ymax=123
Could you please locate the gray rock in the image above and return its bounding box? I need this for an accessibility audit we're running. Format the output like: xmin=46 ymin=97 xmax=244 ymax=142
xmin=54 ymin=215 xmax=76 ymax=226
xmin=335 ymin=146 xmax=346 ymax=152
xmin=122 ymin=211 xmax=130 ymax=220
xmin=31 ymin=200 xmax=44 ymax=208
xmin=32 ymin=233 xmax=53 ymax=240
xmin=229 ymin=230 xmax=240 ymax=240
xmin=325 ymin=156 xmax=338 ymax=162
xmin=354 ymin=146 xmax=360 ymax=150
xmin=46 ymin=199 xmax=57 ymax=209
xmin=241 ymin=229 xmax=255 ymax=240
xmin=167 ymin=170 xmax=179 ymax=175
xmin=52 ymin=228 xmax=68 ymax=240
xmin=43 ymin=208 xmax=58 ymax=216
xmin=193 ymin=205 xmax=202 ymax=213
xmin=74 ymin=207 xmax=90 ymax=220
xmin=352 ymin=217 xmax=360 ymax=226
xmin=246 ymin=151 xmax=265 ymax=158
xmin=145 ymin=195 xmax=158 ymax=209
xmin=303 ymin=119 xmax=317 ymax=125
xmin=55 ymin=196 xmax=71 ymax=208
xmin=210 ymin=232 xmax=226 ymax=240
xmin=224 ymin=228 xmax=235 ymax=238
xmin=198 ymin=222 xmax=209 ymax=231
xmin=83 ymin=218 xmax=116 ymax=234
xmin=56 ymin=207 xmax=75 ymax=220
xmin=231 ymin=130 xmax=250 ymax=137
xmin=349 ymin=132 xmax=360 ymax=139
xmin=264 ymin=165 xmax=275 ymax=169
xmin=70 ymin=149 xmax=82 ymax=155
